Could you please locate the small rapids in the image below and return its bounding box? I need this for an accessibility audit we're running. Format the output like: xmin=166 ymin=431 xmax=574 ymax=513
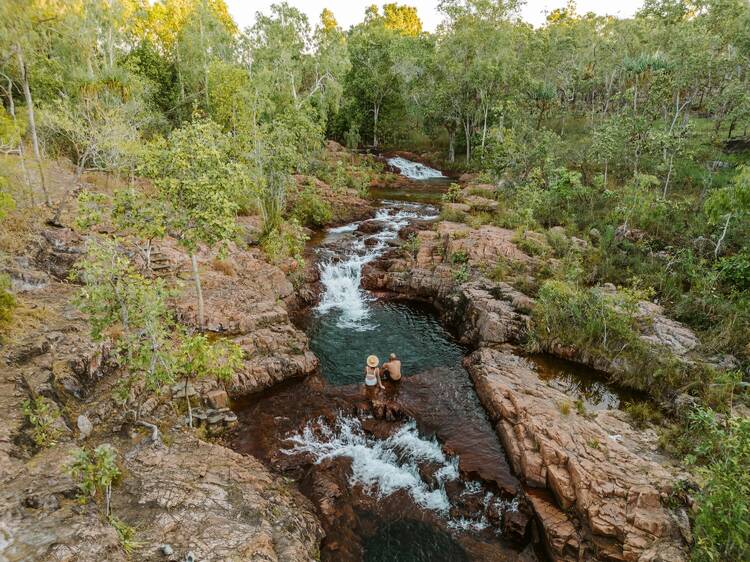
xmin=387 ymin=156 xmax=446 ymax=180
xmin=283 ymin=415 xmax=519 ymax=530
xmin=315 ymin=202 xmax=438 ymax=329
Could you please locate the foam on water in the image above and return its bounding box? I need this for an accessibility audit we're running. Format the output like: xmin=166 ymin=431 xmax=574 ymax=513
xmin=315 ymin=202 xmax=437 ymax=329
xmin=285 ymin=416 xmax=455 ymax=512
xmin=387 ymin=156 xmax=446 ymax=180
xmin=284 ymin=415 xmax=520 ymax=529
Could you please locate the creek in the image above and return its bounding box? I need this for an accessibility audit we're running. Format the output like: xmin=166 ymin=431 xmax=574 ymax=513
xmin=232 ymin=158 xmax=637 ymax=562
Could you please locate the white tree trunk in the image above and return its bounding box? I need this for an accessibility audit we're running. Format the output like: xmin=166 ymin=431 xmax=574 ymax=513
xmin=16 ymin=45 xmax=49 ymax=206
xmin=190 ymin=253 xmax=205 ymax=328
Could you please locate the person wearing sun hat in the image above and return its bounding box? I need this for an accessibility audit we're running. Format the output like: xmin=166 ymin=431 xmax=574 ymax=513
xmin=364 ymin=354 xmax=385 ymax=390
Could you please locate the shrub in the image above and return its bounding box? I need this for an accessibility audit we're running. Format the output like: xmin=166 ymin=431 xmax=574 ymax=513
xmin=404 ymin=233 xmax=420 ymax=258
xmin=292 ymin=186 xmax=332 ymax=227
xmin=715 ymin=250 xmax=750 ymax=291
xmin=0 ymin=274 xmax=14 ymax=329
xmin=453 ymin=264 xmax=470 ymax=284
xmin=68 ymin=444 xmax=121 ymax=516
xmin=680 ymin=409 xmax=750 ymax=562
xmin=21 ymin=397 xmax=60 ymax=447
xmin=559 ymin=401 xmax=571 ymax=415
xmin=442 ymin=183 xmax=463 ymax=203
xmin=623 ymin=401 xmax=663 ymax=428
xmin=449 ymin=250 xmax=469 ymax=265
xmin=261 ymin=220 xmax=308 ymax=264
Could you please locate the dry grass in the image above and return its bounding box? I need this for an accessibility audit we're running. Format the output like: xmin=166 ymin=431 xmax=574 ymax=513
xmin=211 ymin=258 xmax=236 ymax=277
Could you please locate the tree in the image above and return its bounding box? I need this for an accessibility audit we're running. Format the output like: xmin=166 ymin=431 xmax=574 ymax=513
xmin=143 ymin=118 xmax=243 ymax=328
xmin=172 ymin=333 xmax=242 ymax=427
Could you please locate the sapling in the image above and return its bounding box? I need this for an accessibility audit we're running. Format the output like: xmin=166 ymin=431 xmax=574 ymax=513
xmin=68 ymin=444 xmax=120 ymax=517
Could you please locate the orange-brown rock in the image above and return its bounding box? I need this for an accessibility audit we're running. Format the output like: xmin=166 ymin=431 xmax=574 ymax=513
xmin=466 ymin=347 xmax=690 ymax=562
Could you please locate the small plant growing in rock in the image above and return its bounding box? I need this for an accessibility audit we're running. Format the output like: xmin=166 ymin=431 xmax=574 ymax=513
xmin=558 ymin=401 xmax=571 ymax=415
xmin=21 ymin=397 xmax=60 ymax=447
xmin=575 ymin=399 xmax=586 ymax=416
xmin=623 ymin=401 xmax=663 ymax=428
xmin=587 ymin=438 xmax=600 ymax=450
xmin=0 ymin=274 xmax=15 ymax=330
xmin=109 ymin=516 xmax=141 ymax=555
xmin=449 ymin=250 xmax=469 ymax=265
xmin=404 ymin=233 xmax=420 ymax=258
xmin=68 ymin=444 xmax=121 ymax=517
xmin=442 ymin=183 xmax=463 ymax=203
xmin=453 ymin=264 xmax=470 ymax=284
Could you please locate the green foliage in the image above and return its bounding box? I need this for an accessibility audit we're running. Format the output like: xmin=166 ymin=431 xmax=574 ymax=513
xmin=441 ymin=183 xmax=463 ymax=203
xmin=292 ymin=186 xmax=332 ymax=227
xmin=261 ymin=220 xmax=308 ymax=265
xmin=109 ymin=516 xmax=141 ymax=556
xmin=530 ymin=281 xmax=694 ymax=397
xmin=667 ymin=409 xmax=750 ymax=562
xmin=21 ymin=397 xmax=60 ymax=447
xmin=404 ymin=233 xmax=420 ymax=258
xmin=0 ymin=274 xmax=15 ymax=330
xmin=714 ymin=250 xmax=750 ymax=291
xmin=453 ymin=263 xmax=470 ymax=284
xmin=623 ymin=401 xmax=663 ymax=428
xmin=73 ymin=238 xmax=175 ymax=395
xmin=142 ymin=118 xmax=242 ymax=253
xmin=68 ymin=444 xmax=120 ymax=510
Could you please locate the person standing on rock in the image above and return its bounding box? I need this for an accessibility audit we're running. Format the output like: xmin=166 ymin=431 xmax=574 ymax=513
xmin=382 ymin=353 xmax=402 ymax=382
xmin=364 ymin=355 xmax=385 ymax=391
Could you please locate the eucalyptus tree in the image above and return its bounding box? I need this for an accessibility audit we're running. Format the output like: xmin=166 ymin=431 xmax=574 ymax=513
xmin=142 ymin=118 xmax=243 ymax=328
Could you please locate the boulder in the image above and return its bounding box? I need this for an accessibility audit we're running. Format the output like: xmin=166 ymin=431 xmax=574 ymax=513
xmin=205 ymin=389 xmax=229 ymax=409
xmin=76 ymin=414 xmax=93 ymax=439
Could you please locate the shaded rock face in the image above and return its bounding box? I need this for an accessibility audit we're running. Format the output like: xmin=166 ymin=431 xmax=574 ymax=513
xmin=115 ymin=434 xmax=323 ymax=562
xmin=465 ymin=347 xmax=690 ymax=562
xmin=363 ymin=257 xmax=532 ymax=348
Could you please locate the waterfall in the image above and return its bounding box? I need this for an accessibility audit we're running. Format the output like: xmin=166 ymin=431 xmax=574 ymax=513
xmin=387 ymin=156 xmax=446 ymax=180
xmin=315 ymin=202 xmax=438 ymax=329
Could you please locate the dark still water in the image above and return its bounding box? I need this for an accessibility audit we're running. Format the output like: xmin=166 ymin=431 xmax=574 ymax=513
xmin=304 ymin=299 xmax=465 ymax=386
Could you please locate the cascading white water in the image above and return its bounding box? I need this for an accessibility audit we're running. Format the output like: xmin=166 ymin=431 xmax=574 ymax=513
xmin=284 ymin=414 xmax=519 ymax=528
xmin=315 ymin=202 xmax=438 ymax=329
xmin=387 ymin=156 xmax=446 ymax=180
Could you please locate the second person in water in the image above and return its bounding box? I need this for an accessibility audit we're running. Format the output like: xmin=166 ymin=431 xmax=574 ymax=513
xmin=364 ymin=353 xmax=402 ymax=390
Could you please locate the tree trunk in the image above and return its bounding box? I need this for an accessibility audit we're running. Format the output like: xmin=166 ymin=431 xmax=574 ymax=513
xmin=373 ymin=103 xmax=379 ymax=147
xmin=480 ymin=104 xmax=489 ymax=158
xmin=714 ymin=213 xmax=731 ymax=259
xmin=2 ymin=73 xmax=34 ymax=205
xmin=448 ymin=130 xmax=455 ymax=163
xmin=185 ymin=375 xmax=193 ymax=428
xmin=16 ymin=45 xmax=49 ymax=206
xmin=190 ymin=252 xmax=205 ymax=328
xmin=663 ymin=152 xmax=674 ymax=198
xmin=464 ymin=119 xmax=471 ymax=162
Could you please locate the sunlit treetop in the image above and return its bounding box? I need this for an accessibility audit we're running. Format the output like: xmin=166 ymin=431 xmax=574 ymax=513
xmin=364 ymin=3 xmax=423 ymax=36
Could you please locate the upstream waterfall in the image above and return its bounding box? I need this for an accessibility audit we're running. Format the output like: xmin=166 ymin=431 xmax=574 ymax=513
xmin=386 ymin=156 xmax=446 ymax=179
xmin=315 ymin=202 xmax=438 ymax=329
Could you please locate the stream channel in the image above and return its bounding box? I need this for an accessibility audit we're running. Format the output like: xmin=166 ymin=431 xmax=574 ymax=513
xmin=232 ymin=157 xmax=638 ymax=562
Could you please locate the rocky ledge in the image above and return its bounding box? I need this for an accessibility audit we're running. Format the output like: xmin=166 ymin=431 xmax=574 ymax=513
xmin=466 ymin=347 xmax=690 ymax=562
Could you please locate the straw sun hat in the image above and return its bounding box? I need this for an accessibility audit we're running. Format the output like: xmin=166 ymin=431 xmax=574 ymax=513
xmin=367 ymin=355 xmax=379 ymax=368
